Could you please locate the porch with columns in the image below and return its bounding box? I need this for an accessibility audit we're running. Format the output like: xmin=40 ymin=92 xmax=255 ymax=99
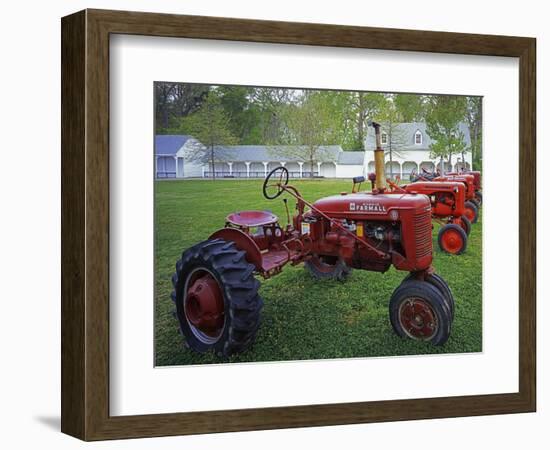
xmin=203 ymin=160 xmax=321 ymax=178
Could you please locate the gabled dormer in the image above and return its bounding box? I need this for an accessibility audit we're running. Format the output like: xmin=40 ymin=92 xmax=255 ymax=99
xmin=414 ymin=129 xmax=423 ymax=145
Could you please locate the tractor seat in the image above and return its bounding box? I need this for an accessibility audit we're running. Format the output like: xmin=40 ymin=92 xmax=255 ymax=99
xmin=226 ymin=210 xmax=279 ymax=227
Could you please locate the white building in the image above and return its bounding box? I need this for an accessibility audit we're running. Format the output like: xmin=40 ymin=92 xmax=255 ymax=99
xmin=155 ymin=122 xmax=472 ymax=180
xmin=364 ymin=122 xmax=473 ymax=179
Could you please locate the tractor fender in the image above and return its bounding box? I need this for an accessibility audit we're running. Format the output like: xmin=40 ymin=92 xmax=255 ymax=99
xmin=209 ymin=228 xmax=263 ymax=271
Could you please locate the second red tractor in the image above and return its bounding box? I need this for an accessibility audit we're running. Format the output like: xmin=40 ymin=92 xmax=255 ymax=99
xmin=385 ymin=178 xmax=471 ymax=255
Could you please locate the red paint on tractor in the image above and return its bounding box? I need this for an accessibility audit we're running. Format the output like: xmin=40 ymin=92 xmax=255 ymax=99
xmin=398 ymin=297 xmax=438 ymax=339
xmin=226 ymin=210 xmax=278 ymax=227
xmin=436 ymin=174 xmax=476 ymax=201
xmin=184 ymin=271 xmax=224 ymax=336
xmin=439 ymin=227 xmax=465 ymax=254
xmin=209 ymin=227 xmax=263 ymax=270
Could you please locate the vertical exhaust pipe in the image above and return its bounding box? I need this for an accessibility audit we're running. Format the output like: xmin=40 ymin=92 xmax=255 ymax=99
xmin=368 ymin=120 xmax=386 ymax=191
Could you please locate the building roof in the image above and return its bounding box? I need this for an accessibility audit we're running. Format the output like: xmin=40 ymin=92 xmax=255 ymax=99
xmin=364 ymin=122 xmax=471 ymax=151
xmin=155 ymin=135 xmax=193 ymax=156
xmin=338 ymin=151 xmax=365 ymax=165
xmin=154 ymin=135 xmax=364 ymax=167
xmin=206 ymin=145 xmax=344 ymax=163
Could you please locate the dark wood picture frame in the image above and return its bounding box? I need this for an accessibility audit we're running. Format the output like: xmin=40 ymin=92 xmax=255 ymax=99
xmin=61 ymin=9 xmax=536 ymax=441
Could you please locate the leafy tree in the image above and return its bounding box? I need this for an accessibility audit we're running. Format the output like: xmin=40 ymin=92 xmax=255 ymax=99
xmin=348 ymin=92 xmax=386 ymax=150
xmin=466 ymin=96 xmax=482 ymax=170
xmin=394 ymin=93 xmax=427 ymax=122
xmin=176 ymin=93 xmax=237 ymax=180
xmin=155 ymin=82 xmax=209 ymax=131
xmin=248 ymin=88 xmax=299 ymax=144
xmin=425 ymin=96 xmax=468 ymax=172
xmin=273 ymin=91 xmax=340 ymax=177
xmin=217 ymin=85 xmax=262 ymax=143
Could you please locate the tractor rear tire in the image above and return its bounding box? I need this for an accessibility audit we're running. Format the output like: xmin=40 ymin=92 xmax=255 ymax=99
xmin=464 ymin=200 xmax=479 ymax=224
xmin=475 ymin=191 xmax=483 ymax=205
xmin=389 ymin=280 xmax=452 ymax=345
xmin=438 ymin=223 xmax=467 ymax=255
xmin=404 ymin=273 xmax=455 ymax=321
xmin=305 ymin=255 xmax=351 ymax=281
xmin=459 ymin=215 xmax=471 ymax=236
xmin=171 ymin=238 xmax=263 ymax=357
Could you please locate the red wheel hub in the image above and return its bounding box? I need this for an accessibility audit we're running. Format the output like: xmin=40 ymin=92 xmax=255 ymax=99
xmin=440 ymin=228 xmax=464 ymax=254
xmin=184 ymin=271 xmax=224 ymax=336
xmin=399 ymin=298 xmax=438 ymax=339
xmin=464 ymin=206 xmax=475 ymax=223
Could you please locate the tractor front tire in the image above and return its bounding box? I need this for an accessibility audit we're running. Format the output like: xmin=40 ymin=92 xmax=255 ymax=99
xmin=464 ymin=200 xmax=479 ymax=224
xmin=171 ymin=238 xmax=263 ymax=357
xmin=475 ymin=191 xmax=482 ymax=205
xmin=470 ymin=198 xmax=481 ymax=209
xmin=389 ymin=279 xmax=452 ymax=345
xmin=438 ymin=223 xmax=468 ymax=255
xmin=404 ymin=272 xmax=455 ymax=321
xmin=305 ymin=255 xmax=351 ymax=281
xmin=459 ymin=215 xmax=471 ymax=236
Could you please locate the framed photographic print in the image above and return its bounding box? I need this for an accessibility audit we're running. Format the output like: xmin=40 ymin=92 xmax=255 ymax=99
xmin=61 ymin=9 xmax=536 ymax=440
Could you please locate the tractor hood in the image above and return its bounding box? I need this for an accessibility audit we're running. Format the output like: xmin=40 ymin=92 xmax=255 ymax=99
xmin=312 ymin=192 xmax=430 ymax=218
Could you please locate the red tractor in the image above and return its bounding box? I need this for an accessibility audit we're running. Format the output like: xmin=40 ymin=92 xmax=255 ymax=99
xmin=412 ymin=170 xmax=480 ymax=224
xmin=446 ymin=170 xmax=482 ymax=205
xmin=171 ymin=122 xmax=455 ymax=357
xmin=434 ymin=174 xmax=479 ymax=224
xmin=385 ymin=178 xmax=471 ymax=255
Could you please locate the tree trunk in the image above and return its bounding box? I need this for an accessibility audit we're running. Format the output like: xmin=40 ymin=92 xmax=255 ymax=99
xmin=389 ymin=148 xmax=393 ymax=179
xmin=161 ymin=106 xmax=169 ymax=129
xmin=357 ymin=95 xmax=366 ymax=149
xmin=210 ymin=145 xmax=216 ymax=181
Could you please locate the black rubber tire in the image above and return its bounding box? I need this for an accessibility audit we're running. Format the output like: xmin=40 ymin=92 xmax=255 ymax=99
xmin=470 ymin=198 xmax=481 ymax=209
xmin=389 ymin=279 xmax=452 ymax=345
xmin=460 ymin=215 xmax=471 ymax=236
xmin=171 ymin=239 xmax=263 ymax=357
xmin=403 ymin=273 xmax=455 ymax=321
xmin=438 ymin=223 xmax=468 ymax=255
xmin=425 ymin=273 xmax=455 ymax=321
xmin=304 ymin=255 xmax=351 ymax=281
xmin=475 ymin=191 xmax=482 ymax=205
xmin=464 ymin=200 xmax=479 ymax=224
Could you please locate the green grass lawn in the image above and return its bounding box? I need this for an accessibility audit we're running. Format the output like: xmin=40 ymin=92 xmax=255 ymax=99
xmin=155 ymin=178 xmax=482 ymax=366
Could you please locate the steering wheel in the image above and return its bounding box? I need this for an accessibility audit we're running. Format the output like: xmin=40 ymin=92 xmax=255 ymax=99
xmin=263 ymin=166 xmax=289 ymax=200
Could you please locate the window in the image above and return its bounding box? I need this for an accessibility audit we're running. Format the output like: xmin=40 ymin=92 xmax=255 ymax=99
xmin=414 ymin=130 xmax=422 ymax=145
xmin=381 ymin=133 xmax=388 ymax=144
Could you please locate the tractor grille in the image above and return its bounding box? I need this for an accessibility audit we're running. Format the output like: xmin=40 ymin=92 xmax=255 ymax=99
xmin=414 ymin=210 xmax=432 ymax=258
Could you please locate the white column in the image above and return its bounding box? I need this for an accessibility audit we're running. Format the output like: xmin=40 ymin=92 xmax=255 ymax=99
xmin=155 ymin=156 xmax=158 ymax=178
xmin=228 ymin=162 xmax=233 ymax=175
xmin=279 ymin=161 xmax=286 ymax=167
xmin=245 ymin=161 xmax=251 ymax=178
xmin=298 ymin=161 xmax=303 ymax=178
xmin=174 ymin=156 xmax=178 ymax=178
xmin=399 ymin=162 xmax=403 ymax=180
xmin=263 ymin=161 xmax=268 ymax=176
xmin=317 ymin=162 xmax=322 ymax=176
xmin=202 ymin=165 xmax=205 ymax=178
